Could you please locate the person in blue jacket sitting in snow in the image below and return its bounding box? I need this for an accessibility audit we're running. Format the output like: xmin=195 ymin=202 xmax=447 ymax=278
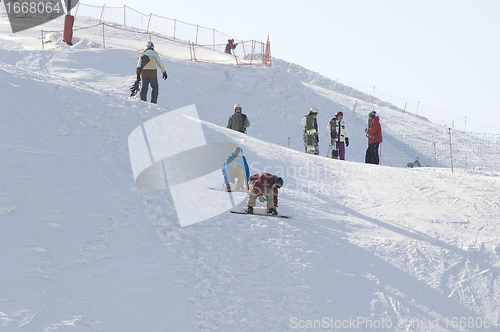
xmin=222 ymin=147 xmax=250 ymax=192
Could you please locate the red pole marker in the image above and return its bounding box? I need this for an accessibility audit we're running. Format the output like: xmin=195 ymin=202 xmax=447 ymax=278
xmin=63 ymin=15 xmax=75 ymax=46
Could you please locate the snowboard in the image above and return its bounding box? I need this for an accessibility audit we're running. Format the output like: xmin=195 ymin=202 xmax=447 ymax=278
xmin=130 ymin=80 xmax=141 ymax=97
xmin=209 ymin=187 xmax=248 ymax=193
xmin=230 ymin=207 xmax=292 ymax=219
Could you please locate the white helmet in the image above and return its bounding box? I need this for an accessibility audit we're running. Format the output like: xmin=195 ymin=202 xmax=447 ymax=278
xmin=145 ymin=41 xmax=154 ymax=49
xmin=234 ymin=104 xmax=242 ymax=112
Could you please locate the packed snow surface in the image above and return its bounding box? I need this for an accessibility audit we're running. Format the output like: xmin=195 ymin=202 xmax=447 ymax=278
xmin=1 ymin=14 xmax=500 ymax=332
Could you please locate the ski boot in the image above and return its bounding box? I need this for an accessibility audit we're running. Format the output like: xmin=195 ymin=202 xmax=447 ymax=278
xmin=245 ymin=206 xmax=254 ymax=214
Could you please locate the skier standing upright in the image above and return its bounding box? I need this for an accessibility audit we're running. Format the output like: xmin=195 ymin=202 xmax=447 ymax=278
xmin=327 ymin=111 xmax=349 ymax=160
xmin=227 ymin=104 xmax=250 ymax=133
xmin=136 ymin=41 xmax=168 ymax=104
xmin=365 ymin=111 xmax=383 ymax=164
xmin=302 ymin=107 xmax=319 ymax=155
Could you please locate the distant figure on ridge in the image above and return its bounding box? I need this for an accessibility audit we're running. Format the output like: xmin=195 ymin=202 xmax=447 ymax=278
xmin=136 ymin=41 xmax=168 ymax=104
xmin=225 ymin=39 xmax=238 ymax=54
xmin=227 ymin=104 xmax=250 ymax=133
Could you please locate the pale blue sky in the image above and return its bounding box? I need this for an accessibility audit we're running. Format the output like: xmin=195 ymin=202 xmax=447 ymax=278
xmin=80 ymin=0 xmax=500 ymax=128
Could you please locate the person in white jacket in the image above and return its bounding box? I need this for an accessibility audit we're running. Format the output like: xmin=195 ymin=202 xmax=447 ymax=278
xmin=136 ymin=41 xmax=168 ymax=104
xmin=327 ymin=111 xmax=349 ymax=160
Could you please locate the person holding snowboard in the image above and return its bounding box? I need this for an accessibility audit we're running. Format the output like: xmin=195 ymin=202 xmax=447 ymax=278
xmin=222 ymin=147 xmax=250 ymax=192
xmin=227 ymin=104 xmax=250 ymax=133
xmin=365 ymin=111 xmax=383 ymax=164
xmin=327 ymin=111 xmax=349 ymax=160
xmin=246 ymin=172 xmax=283 ymax=215
xmin=302 ymin=107 xmax=319 ymax=155
xmin=136 ymin=41 xmax=168 ymax=104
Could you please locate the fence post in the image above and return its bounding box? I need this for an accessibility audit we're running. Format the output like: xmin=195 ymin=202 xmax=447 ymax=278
xmin=250 ymin=40 xmax=255 ymax=64
xmin=124 ymin=5 xmax=126 ymax=29
xmin=195 ymin=25 xmax=199 ymax=44
xmin=433 ymin=142 xmax=437 ymax=167
xmin=173 ymin=19 xmax=176 ymax=40
xmin=233 ymin=51 xmax=240 ymax=68
xmin=74 ymin=2 xmax=80 ymax=18
xmin=99 ymin=5 xmax=105 ymax=23
xmin=147 ymin=14 xmax=152 ymax=33
xmin=102 ymin=24 xmax=105 ymax=49
xmin=41 ymin=30 xmax=44 ymax=50
xmin=240 ymin=40 xmax=246 ymax=59
xmin=449 ymin=128 xmax=454 ymax=173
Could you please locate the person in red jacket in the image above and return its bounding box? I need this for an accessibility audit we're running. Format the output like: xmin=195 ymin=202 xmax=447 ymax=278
xmin=246 ymin=172 xmax=283 ymax=215
xmin=225 ymin=39 xmax=238 ymax=54
xmin=365 ymin=111 xmax=383 ymax=164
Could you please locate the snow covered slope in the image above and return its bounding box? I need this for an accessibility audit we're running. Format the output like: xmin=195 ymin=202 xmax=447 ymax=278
xmin=2 ymin=14 xmax=500 ymax=332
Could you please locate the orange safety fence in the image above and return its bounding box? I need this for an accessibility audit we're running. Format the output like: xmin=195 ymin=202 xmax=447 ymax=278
xmin=41 ymin=3 xmax=271 ymax=67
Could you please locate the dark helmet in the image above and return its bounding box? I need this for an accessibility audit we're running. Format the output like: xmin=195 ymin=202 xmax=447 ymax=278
xmin=335 ymin=111 xmax=344 ymax=118
xmin=273 ymin=177 xmax=283 ymax=189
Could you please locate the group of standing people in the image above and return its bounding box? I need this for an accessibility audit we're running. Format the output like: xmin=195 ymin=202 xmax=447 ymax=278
xmin=302 ymin=107 xmax=383 ymax=164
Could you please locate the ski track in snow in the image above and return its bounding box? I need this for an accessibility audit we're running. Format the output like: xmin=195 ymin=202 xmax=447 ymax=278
xmin=1 ymin=13 xmax=500 ymax=331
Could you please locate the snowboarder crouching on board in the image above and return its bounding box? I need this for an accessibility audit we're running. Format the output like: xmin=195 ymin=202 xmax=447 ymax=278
xmin=227 ymin=104 xmax=250 ymax=133
xmin=246 ymin=173 xmax=283 ymax=215
xmin=222 ymin=147 xmax=249 ymax=192
xmin=327 ymin=111 xmax=349 ymax=160
xmin=302 ymin=107 xmax=319 ymax=155
xmin=136 ymin=41 xmax=168 ymax=104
